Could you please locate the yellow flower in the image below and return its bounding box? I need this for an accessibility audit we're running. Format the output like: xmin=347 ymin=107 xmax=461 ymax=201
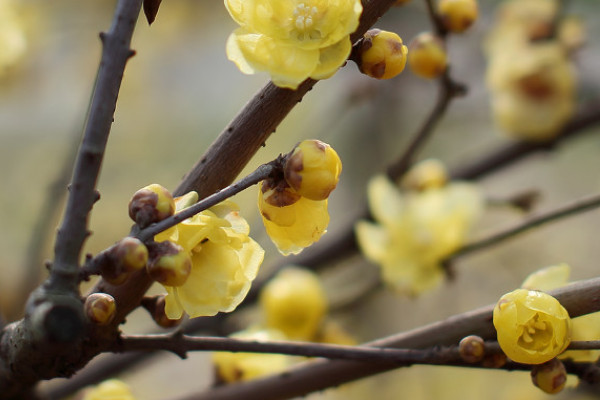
xmin=355 ymin=173 xmax=483 ymax=295
xmin=224 ymin=0 xmax=363 ymax=89
xmin=521 ymin=264 xmax=600 ymax=362
xmin=260 ymin=267 xmax=328 ymax=340
xmin=83 ymin=379 xmax=135 ymax=400
xmin=0 ymin=0 xmax=27 ymax=77
xmin=212 ymin=328 xmax=293 ymax=382
xmin=156 ymin=194 xmax=264 ymax=319
xmin=259 ymin=182 xmax=330 ymax=256
xmin=493 ymin=289 xmax=571 ymax=364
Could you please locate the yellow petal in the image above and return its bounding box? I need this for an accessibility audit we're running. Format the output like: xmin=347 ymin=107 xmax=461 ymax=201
xmin=311 ymin=38 xmax=351 ymax=80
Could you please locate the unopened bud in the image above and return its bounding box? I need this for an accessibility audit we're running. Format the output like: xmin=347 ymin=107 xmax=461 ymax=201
xmin=408 ymin=32 xmax=447 ymax=79
xmin=284 ymin=140 xmax=342 ymax=201
xmin=401 ymin=159 xmax=448 ymax=191
xmin=531 ymin=358 xmax=567 ymax=394
xmin=143 ymin=295 xmax=183 ymax=328
xmin=85 ymin=293 xmax=116 ymax=326
xmin=438 ymin=0 xmax=478 ymax=33
xmin=147 ymin=241 xmax=191 ymax=287
xmin=100 ymin=238 xmax=148 ymax=285
xmin=258 ymin=181 xmax=301 ymax=227
xmin=128 ymin=184 xmax=175 ymax=228
xmin=354 ymin=29 xmax=408 ymax=80
xmin=458 ymin=335 xmax=485 ymax=363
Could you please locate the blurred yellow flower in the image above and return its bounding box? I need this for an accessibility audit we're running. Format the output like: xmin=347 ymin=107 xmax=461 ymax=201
xmin=156 ymin=194 xmax=264 ymax=319
xmin=212 ymin=328 xmax=293 ymax=383
xmin=521 ymin=264 xmax=600 ymax=362
xmin=0 ymin=0 xmax=27 ymax=76
xmin=260 ymin=267 xmax=328 ymax=340
xmin=356 ymin=173 xmax=483 ymax=295
xmin=493 ymin=289 xmax=571 ymax=364
xmin=83 ymin=379 xmax=135 ymax=400
xmin=224 ymin=0 xmax=362 ymax=89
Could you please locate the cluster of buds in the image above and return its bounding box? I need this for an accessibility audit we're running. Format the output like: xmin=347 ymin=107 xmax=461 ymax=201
xmin=259 ymin=140 xmax=342 ymax=255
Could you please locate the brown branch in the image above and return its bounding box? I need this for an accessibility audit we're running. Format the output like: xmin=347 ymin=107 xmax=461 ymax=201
xmin=0 ymin=1 xmax=143 ymax=398
xmin=449 ymin=192 xmax=600 ymax=262
xmin=171 ymin=277 xmax=600 ymax=400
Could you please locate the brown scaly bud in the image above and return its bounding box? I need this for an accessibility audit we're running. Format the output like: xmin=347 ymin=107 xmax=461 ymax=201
xmin=458 ymin=335 xmax=486 ymax=363
xmin=147 ymin=241 xmax=191 ymax=287
xmin=100 ymin=237 xmax=148 ymax=285
xmin=142 ymin=295 xmax=183 ymax=328
xmin=531 ymin=358 xmax=567 ymax=394
xmin=128 ymin=183 xmax=175 ymax=228
xmin=85 ymin=293 xmax=117 ymax=326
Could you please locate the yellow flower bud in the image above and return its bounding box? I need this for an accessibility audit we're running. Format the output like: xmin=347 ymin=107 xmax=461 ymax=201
xmin=401 ymin=158 xmax=448 ymax=191
xmin=408 ymin=32 xmax=448 ymax=79
xmin=115 ymin=237 xmax=149 ymax=272
xmin=284 ymin=139 xmax=342 ymax=201
xmin=147 ymin=242 xmax=192 ymax=287
xmin=212 ymin=329 xmax=292 ymax=383
xmin=260 ymin=267 xmax=328 ymax=341
xmin=438 ymin=0 xmax=478 ymax=33
xmin=458 ymin=335 xmax=485 ymax=363
xmin=84 ymin=293 xmax=116 ymax=326
xmin=531 ymin=358 xmax=567 ymax=394
xmin=82 ymin=379 xmax=136 ymax=400
xmin=493 ymin=289 xmax=571 ymax=364
xmin=128 ymin=184 xmax=175 ymax=228
xmin=355 ymin=29 xmax=408 ymax=80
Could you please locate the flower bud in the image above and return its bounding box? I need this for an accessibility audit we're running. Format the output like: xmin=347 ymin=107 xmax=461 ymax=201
xmin=354 ymin=29 xmax=408 ymax=80
xmin=493 ymin=289 xmax=571 ymax=364
xmin=458 ymin=335 xmax=485 ymax=363
xmin=143 ymin=295 xmax=183 ymax=328
xmin=128 ymin=183 xmax=175 ymax=228
xmin=531 ymin=358 xmax=567 ymax=394
xmin=401 ymin=159 xmax=448 ymax=191
xmin=260 ymin=267 xmax=328 ymax=340
xmin=408 ymin=32 xmax=447 ymax=79
xmin=259 ymin=183 xmax=301 ymax=227
xmin=284 ymin=140 xmax=342 ymax=201
xmin=438 ymin=0 xmax=478 ymax=33
xmin=99 ymin=238 xmax=148 ymax=285
xmin=147 ymin=241 xmax=191 ymax=287
xmin=84 ymin=293 xmax=116 ymax=326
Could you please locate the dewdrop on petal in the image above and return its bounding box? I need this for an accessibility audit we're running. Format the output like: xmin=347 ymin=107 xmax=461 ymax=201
xmin=493 ymin=289 xmax=571 ymax=364
xmin=354 ymin=29 xmax=408 ymax=80
xmin=531 ymin=358 xmax=567 ymax=394
xmin=128 ymin=184 xmax=175 ymax=228
xmin=84 ymin=293 xmax=116 ymax=326
xmin=408 ymin=32 xmax=447 ymax=79
xmin=438 ymin=0 xmax=478 ymax=34
xmin=147 ymin=241 xmax=192 ymax=287
xmin=284 ymin=139 xmax=342 ymax=201
xmin=260 ymin=267 xmax=328 ymax=341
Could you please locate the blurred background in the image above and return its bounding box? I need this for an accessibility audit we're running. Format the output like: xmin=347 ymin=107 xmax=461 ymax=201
xmin=1 ymin=0 xmax=600 ymax=399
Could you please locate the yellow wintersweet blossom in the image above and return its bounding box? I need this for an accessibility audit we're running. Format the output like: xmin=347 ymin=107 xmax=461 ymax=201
xmin=212 ymin=328 xmax=293 ymax=383
xmin=224 ymin=0 xmax=363 ymax=89
xmin=156 ymin=193 xmax=264 ymax=319
xmin=260 ymin=267 xmax=328 ymax=340
xmin=259 ymin=183 xmax=330 ymax=255
xmin=493 ymin=289 xmax=571 ymax=364
xmin=355 ymin=173 xmax=483 ymax=295
xmin=83 ymin=379 xmax=136 ymax=400
xmin=0 ymin=0 xmax=27 ymax=76
xmin=521 ymin=264 xmax=600 ymax=362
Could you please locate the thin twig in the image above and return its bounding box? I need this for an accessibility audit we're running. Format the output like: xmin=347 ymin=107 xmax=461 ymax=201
xmin=167 ymin=277 xmax=600 ymax=400
xmin=138 ymin=163 xmax=277 ymax=242
xmin=449 ymin=192 xmax=600 ymax=261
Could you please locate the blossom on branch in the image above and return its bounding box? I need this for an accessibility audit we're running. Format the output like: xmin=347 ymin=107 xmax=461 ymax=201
xmin=493 ymin=288 xmax=571 ymax=364
xmin=82 ymin=379 xmax=136 ymax=400
xmin=155 ymin=193 xmax=264 ymax=319
xmin=224 ymin=0 xmax=363 ymax=89
xmin=356 ymin=163 xmax=483 ymax=295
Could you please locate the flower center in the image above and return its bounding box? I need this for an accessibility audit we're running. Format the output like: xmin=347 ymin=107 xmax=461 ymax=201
xmin=518 ymin=314 xmax=553 ymax=350
xmin=292 ymin=3 xmax=322 ymax=41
